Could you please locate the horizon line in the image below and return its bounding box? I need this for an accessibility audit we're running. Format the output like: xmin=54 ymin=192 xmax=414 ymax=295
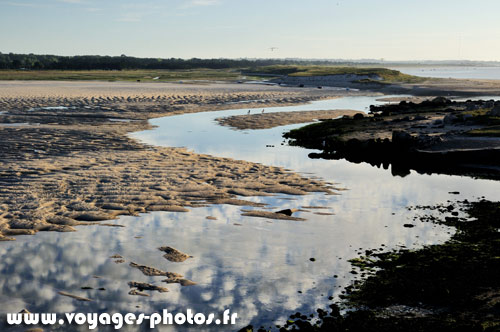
xmin=1 ymin=51 xmax=500 ymax=64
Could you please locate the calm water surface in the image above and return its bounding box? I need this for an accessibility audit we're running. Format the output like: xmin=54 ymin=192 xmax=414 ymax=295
xmin=393 ymin=66 xmax=500 ymax=80
xmin=1 ymin=96 xmax=499 ymax=331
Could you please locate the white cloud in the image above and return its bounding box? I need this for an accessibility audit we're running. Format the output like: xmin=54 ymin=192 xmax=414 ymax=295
xmin=115 ymin=14 xmax=142 ymax=22
xmin=1 ymin=1 xmax=43 ymax=7
xmin=0 ymin=0 xmax=84 ymax=8
xmin=191 ymin=0 xmax=220 ymax=5
xmin=182 ymin=0 xmax=221 ymax=8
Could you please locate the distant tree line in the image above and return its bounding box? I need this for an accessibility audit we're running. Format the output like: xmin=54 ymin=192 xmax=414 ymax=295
xmin=0 ymin=52 xmax=367 ymax=70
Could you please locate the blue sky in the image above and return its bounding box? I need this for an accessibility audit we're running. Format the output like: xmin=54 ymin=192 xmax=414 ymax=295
xmin=1 ymin=0 xmax=499 ymax=60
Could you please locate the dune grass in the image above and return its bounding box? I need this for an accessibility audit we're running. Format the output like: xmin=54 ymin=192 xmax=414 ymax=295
xmin=0 ymin=65 xmax=426 ymax=84
xmin=246 ymin=65 xmax=427 ymax=83
xmin=0 ymin=68 xmax=244 ymax=82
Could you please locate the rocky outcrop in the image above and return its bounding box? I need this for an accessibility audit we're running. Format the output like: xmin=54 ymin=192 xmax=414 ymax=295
xmin=286 ymin=97 xmax=500 ymax=179
xmin=392 ymin=130 xmax=414 ymax=147
xmin=443 ymin=113 xmax=458 ymax=125
xmin=490 ymin=103 xmax=500 ymax=116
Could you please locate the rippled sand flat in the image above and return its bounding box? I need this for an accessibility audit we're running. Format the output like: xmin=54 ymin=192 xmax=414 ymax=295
xmin=217 ymin=109 xmax=361 ymax=130
xmin=0 ymin=82 xmax=344 ymax=241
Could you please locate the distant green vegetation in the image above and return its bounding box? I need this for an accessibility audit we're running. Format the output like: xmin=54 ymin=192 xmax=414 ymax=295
xmin=0 ymin=65 xmax=425 ymax=84
xmin=245 ymin=65 xmax=427 ymax=83
xmin=0 ymin=52 xmax=376 ymax=71
xmin=0 ymin=69 xmax=245 ymax=82
xmin=0 ymin=52 xmax=426 ymax=84
xmin=0 ymin=52 xmax=425 ymax=84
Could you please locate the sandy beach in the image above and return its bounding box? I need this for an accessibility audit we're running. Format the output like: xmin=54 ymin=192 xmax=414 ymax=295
xmin=216 ymin=109 xmax=361 ymax=130
xmin=0 ymin=81 xmax=347 ymax=241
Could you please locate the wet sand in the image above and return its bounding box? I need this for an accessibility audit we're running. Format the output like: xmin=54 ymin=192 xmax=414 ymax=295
xmin=270 ymin=74 xmax=500 ymax=96
xmin=396 ymin=77 xmax=500 ymax=96
xmin=0 ymin=82 xmax=342 ymax=241
xmin=217 ymin=109 xmax=361 ymax=130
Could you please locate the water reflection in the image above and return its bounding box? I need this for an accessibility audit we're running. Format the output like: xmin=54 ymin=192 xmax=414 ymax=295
xmin=393 ymin=66 xmax=500 ymax=80
xmin=132 ymin=97 xmax=500 ymax=204
xmin=0 ymin=196 xmax=451 ymax=331
xmin=2 ymin=96 xmax=499 ymax=331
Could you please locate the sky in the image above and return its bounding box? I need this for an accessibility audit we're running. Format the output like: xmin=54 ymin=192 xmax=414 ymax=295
xmin=0 ymin=0 xmax=499 ymax=61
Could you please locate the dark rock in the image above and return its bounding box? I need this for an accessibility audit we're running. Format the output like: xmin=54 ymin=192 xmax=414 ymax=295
xmin=128 ymin=281 xmax=168 ymax=293
xmin=392 ymin=130 xmax=414 ymax=146
xmin=431 ymin=96 xmax=450 ymax=105
xmin=490 ymin=104 xmax=500 ymax=116
xmin=443 ymin=114 xmax=458 ymax=125
xmin=465 ymin=103 xmax=480 ymax=111
xmin=416 ymin=134 xmax=442 ymax=148
xmin=484 ymin=100 xmax=495 ymax=108
xmin=275 ymin=208 xmax=299 ymax=216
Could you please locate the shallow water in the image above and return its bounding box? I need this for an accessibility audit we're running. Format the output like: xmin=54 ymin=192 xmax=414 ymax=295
xmin=27 ymin=106 xmax=72 ymax=112
xmin=1 ymin=96 xmax=499 ymax=331
xmin=0 ymin=122 xmax=39 ymax=127
xmin=393 ymin=66 xmax=500 ymax=80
